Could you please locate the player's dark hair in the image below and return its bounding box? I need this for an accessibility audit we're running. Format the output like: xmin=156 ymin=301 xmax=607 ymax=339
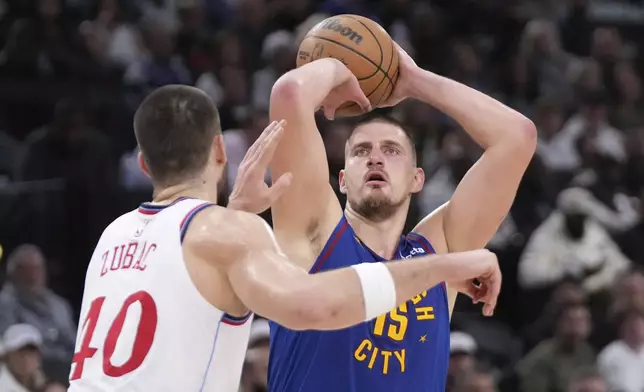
xmin=346 ymin=111 xmax=417 ymax=164
xmin=134 ymin=85 xmax=221 ymax=187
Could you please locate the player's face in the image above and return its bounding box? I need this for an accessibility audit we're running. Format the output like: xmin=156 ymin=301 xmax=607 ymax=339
xmin=340 ymin=122 xmax=424 ymax=222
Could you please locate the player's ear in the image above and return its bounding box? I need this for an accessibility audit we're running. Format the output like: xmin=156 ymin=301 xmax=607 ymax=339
xmin=212 ymin=135 xmax=227 ymax=166
xmin=339 ymin=170 xmax=348 ymax=194
xmin=410 ymin=167 xmax=425 ymax=194
xmin=137 ymin=150 xmax=151 ymax=178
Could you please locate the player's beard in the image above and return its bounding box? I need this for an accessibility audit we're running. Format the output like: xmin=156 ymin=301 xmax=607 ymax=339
xmin=349 ymin=192 xmax=406 ymax=222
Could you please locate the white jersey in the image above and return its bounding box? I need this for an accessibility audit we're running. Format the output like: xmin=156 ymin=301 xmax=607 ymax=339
xmin=69 ymin=198 xmax=253 ymax=392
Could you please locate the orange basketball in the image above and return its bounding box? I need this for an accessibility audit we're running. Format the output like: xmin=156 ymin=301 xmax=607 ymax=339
xmin=296 ymin=15 xmax=400 ymax=117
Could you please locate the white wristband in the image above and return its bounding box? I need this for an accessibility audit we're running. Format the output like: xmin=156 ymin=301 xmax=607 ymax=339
xmin=351 ymin=262 xmax=397 ymax=321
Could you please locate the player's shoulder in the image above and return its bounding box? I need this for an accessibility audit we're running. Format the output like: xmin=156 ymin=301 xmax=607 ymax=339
xmin=101 ymin=210 xmax=139 ymax=237
xmin=183 ymin=206 xmax=276 ymax=258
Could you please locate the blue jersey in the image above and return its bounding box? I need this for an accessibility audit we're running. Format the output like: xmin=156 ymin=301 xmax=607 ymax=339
xmin=268 ymin=216 xmax=450 ymax=392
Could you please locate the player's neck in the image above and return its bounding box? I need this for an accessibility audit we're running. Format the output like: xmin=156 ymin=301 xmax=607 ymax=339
xmin=152 ymin=178 xmax=219 ymax=205
xmin=344 ymin=207 xmax=407 ymax=259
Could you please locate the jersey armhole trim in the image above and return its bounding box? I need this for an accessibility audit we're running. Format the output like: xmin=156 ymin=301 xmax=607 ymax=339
xmin=222 ymin=311 xmax=253 ymax=326
xmin=407 ymin=232 xmax=437 ymax=254
xmin=309 ymin=217 xmax=349 ymax=274
xmin=179 ymin=202 xmax=217 ymax=242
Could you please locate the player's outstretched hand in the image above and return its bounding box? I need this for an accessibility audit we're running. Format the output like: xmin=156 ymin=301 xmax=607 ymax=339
xmin=228 ymin=120 xmax=293 ymax=214
xmin=447 ymin=249 xmax=502 ymax=317
xmin=320 ymin=72 xmax=371 ymax=120
xmin=378 ymin=42 xmax=419 ymax=108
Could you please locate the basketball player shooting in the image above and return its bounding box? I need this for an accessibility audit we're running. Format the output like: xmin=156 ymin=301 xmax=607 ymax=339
xmin=266 ymin=50 xmax=537 ymax=390
xmin=68 ymin=85 xmax=502 ymax=392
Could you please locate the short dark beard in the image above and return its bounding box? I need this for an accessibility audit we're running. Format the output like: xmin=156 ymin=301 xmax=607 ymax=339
xmin=349 ymin=195 xmax=406 ymax=222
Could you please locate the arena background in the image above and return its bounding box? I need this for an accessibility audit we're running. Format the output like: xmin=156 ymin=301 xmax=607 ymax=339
xmin=0 ymin=0 xmax=643 ymax=391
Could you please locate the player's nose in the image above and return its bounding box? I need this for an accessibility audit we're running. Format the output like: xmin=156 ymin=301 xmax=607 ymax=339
xmin=367 ymin=152 xmax=384 ymax=167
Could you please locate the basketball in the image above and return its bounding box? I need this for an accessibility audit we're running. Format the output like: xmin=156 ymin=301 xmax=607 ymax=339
xmin=296 ymin=15 xmax=400 ymax=117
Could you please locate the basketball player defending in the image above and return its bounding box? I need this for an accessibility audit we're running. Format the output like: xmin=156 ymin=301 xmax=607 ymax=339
xmin=267 ymin=50 xmax=537 ymax=391
xmin=67 ymin=85 xmax=502 ymax=392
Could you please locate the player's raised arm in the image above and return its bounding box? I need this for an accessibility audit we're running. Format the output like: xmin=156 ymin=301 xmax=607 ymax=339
xmin=381 ymin=46 xmax=536 ymax=315
xmin=268 ymin=59 xmax=371 ymax=257
xmin=385 ymin=48 xmax=536 ymax=251
xmin=195 ymin=208 xmax=500 ymax=331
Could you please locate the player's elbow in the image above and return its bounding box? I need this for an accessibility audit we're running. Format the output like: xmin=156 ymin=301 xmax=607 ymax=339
xmin=271 ymin=76 xmax=306 ymax=107
xmin=513 ymin=118 xmax=538 ymax=155
xmin=278 ymin=291 xmax=341 ymax=331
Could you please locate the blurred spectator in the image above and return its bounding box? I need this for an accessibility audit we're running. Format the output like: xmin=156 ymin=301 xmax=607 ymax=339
xmin=589 ymin=27 xmax=625 ymax=90
xmin=560 ymin=0 xmax=593 ymax=57
xmin=0 ymin=0 xmax=97 ymax=79
xmin=79 ymin=0 xmax=145 ymax=70
xmin=534 ymin=97 xmax=568 ymax=174
xmin=591 ymin=269 xmax=644 ymax=349
xmin=217 ymin=66 xmax=251 ymax=130
xmin=240 ymin=318 xmax=269 ymax=392
xmin=597 ymin=308 xmax=644 ymax=392
xmin=519 ymin=19 xmax=580 ymax=106
xmin=610 ymin=61 xmax=644 ymax=130
xmin=0 ymin=245 xmax=76 ymax=381
xmin=447 ymin=331 xmax=479 ymax=391
xmin=453 ymin=367 xmax=498 ymax=392
xmin=0 ymin=324 xmax=46 ymax=392
xmin=19 ymin=97 xmax=115 ymax=187
xmin=251 ymin=30 xmax=295 ymax=110
xmin=547 ymin=90 xmax=625 ymax=174
xmin=419 ymin=129 xmax=475 ymax=215
xmin=573 ymin=59 xmax=604 ymax=102
xmin=124 ymin=19 xmax=191 ymax=91
xmin=518 ymin=188 xmax=631 ymax=293
xmin=523 ymin=279 xmax=588 ymax=350
xmin=175 ymin=0 xmax=209 ymax=73
xmin=446 ymin=41 xmax=490 ymax=93
xmin=195 ymin=29 xmax=247 ymax=106
xmin=221 ymin=108 xmax=270 ymax=195
xmin=567 ymin=369 xmax=607 ymax=392
xmin=516 ymin=303 xmax=595 ymax=392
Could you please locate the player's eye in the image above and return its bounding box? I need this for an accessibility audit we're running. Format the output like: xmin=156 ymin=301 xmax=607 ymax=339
xmin=354 ymin=148 xmax=369 ymax=156
xmin=384 ymin=148 xmax=399 ymax=155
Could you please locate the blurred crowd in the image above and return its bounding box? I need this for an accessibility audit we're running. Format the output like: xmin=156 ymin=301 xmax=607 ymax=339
xmin=0 ymin=0 xmax=644 ymax=391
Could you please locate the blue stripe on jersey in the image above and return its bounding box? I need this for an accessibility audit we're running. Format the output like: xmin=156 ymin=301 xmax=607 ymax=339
xmin=179 ymin=203 xmax=216 ymax=242
xmin=138 ymin=197 xmax=192 ymax=215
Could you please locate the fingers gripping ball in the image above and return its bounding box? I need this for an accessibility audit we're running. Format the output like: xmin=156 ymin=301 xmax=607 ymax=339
xmin=296 ymin=15 xmax=400 ymax=117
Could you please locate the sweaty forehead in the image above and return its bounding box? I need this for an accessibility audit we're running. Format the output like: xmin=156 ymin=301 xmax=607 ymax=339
xmin=347 ymin=121 xmax=412 ymax=151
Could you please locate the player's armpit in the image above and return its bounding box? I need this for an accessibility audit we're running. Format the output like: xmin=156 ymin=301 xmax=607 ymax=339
xmin=268 ymin=61 xmax=347 ymax=249
xmin=209 ymin=210 xmax=365 ymax=330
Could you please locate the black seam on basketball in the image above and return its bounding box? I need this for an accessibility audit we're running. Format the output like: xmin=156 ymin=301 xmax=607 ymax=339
xmin=306 ymin=35 xmax=394 ymax=86
xmin=372 ymin=37 xmax=397 ymax=106
xmin=344 ymin=16 xmax=384 ymax=68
